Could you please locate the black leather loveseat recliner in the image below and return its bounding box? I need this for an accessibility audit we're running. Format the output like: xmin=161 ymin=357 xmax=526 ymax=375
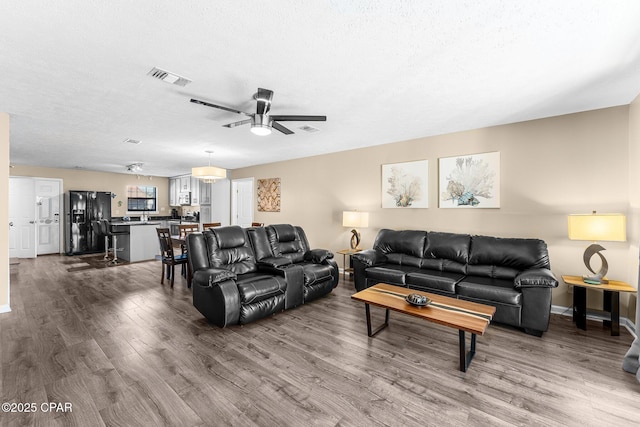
xmin=187 ymin=224 xmax=339 ymax=327
xmin=352 ymin=229 xmax=558 ymax=336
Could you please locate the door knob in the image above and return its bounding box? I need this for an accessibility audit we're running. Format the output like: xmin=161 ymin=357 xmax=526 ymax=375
xmin=29 ymin=220 xmax=35 ymax=224
xmin=9 ymin=222 xmax=13 ymax=227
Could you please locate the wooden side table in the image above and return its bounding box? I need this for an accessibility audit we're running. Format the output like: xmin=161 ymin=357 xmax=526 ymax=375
xmin=562 ymin=275 xmax=637 ymax=336
xmin=336 ymin=249 xmax=362 ymax=280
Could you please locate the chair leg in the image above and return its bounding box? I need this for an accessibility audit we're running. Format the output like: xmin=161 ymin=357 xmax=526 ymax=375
xmin=104 ymin=236 xmax=110 ymax=260
xmin=160 ymin=262 xmax=165 ymax=285
xmin=170 ymin=264 xmax=175 ymax=288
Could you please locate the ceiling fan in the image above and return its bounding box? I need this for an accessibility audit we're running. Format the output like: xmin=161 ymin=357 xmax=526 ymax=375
xmin=190 ymin=88 xmax=326 ymax=136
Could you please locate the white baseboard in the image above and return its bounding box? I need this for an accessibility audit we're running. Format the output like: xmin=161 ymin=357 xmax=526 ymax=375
xmin=0 ymin=304 xmax=11 ymax=314
xmin=551 ymin=304 xmax=636 ymax=339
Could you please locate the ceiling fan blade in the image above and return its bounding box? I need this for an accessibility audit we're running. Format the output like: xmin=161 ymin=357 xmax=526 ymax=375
xmin=270 ymin=115 xmax=326 ymax=122
xmin=190 ymin=98 xmax=250 ymax=116
xmin=272 ymin=121 xmax=294 ymax=135
xmin=255 ymin=88 xmax=274 ymax=116
xmin=223 ymin=118 xmax=253 ymax=128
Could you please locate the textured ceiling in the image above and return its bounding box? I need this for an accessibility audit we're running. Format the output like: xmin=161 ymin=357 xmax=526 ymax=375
xmin=2 ymin=0 xmax=640 ymax=177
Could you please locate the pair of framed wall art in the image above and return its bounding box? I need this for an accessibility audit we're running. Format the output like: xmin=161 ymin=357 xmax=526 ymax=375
xmin=381 ymin=152 xmax=500 ymax=209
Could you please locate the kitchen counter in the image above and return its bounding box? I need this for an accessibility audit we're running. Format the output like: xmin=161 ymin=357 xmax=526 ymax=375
xmin=111 ymin=222 xmax=161 ymax=262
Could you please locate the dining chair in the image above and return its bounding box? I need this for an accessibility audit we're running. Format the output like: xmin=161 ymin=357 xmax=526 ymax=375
xmin=202 ymin=222 xmax=221 ymax=230
xmin=251 ymin=222 xmax=265 ymax=227
xmin=156 ymin=227 xmax=189 ymax=288
xmin=179 ymin=223 xmax=200 ymax=239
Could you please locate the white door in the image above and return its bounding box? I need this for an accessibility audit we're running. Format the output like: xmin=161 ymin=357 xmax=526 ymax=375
xmin=35 ymin=179 xmax=62 ymax=254
xmin=232 ymin=178 xmax=254 ymax=227
xmin=9 ymin=177 xmax=37 ymax=258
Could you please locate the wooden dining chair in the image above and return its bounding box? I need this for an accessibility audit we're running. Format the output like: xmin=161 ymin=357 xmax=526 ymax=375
xmin=251 ymin=222 xmax=264 ymax=227
xmin=202 ymin=222 xmax=221 ymax=230
xmin=156 ymin=228 xmax=189 ymax=288
xmin=179 ymin=224 xmax=199 ymax=239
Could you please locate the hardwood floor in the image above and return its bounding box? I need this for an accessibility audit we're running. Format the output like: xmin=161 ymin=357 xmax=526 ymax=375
xmin=2 ymin=255 xmax=640 ymax=426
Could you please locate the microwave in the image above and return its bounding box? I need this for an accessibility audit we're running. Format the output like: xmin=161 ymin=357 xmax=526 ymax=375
xmin=178 ymin=192 xmax=191 ymax=205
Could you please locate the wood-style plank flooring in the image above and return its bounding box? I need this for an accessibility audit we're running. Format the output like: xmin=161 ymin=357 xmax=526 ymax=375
xmin=2 ymin=254 xmax=640 ymax=426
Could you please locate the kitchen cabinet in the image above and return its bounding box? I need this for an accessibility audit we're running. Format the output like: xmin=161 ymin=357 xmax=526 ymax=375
xmin=179 ymin=175 xmax=190 ymax=192
xmin=199 ymin=180 xmax=211 ymax=205
xmin=169 ymin=178 xmax=178 ymax=206
xmin=190 ymin=176 xmax=200 ymax=205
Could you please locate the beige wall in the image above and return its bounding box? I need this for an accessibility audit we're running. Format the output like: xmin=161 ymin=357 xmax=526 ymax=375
xmin=234 ymin=106 xmax=636 ymax=318
xmin=628 ymin=93 xmax=640 ymax=324
xmin=10 ymin=165 xmax=171 ymax=219
xmin=1 ymin=113 xmax=9 ymax=310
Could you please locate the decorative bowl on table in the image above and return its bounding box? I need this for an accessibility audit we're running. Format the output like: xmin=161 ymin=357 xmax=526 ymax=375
xmin=405 ymin=293 xmax=430 ymax=307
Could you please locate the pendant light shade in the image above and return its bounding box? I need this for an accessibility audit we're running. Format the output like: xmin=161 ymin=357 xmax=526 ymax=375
xmin=192 ymin=151 xmax=226 ymax=181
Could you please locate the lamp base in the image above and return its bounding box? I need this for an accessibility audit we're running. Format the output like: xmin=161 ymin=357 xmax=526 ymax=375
xmin=582 ymin=275 xmax=609 ymax=285
xmin=350 ymin=229 xmax=361 ymax=250
xmin=582 ymin=243 xmax=609 ymax=285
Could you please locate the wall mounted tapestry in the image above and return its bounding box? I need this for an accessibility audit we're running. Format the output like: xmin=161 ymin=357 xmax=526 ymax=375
xmin=381 ymin=160 xmax=428 ymax=208
xmin=257 ymin=178 xmax=281 ymax=212
xmin=439 ymin=152 xmax=500 ymax=208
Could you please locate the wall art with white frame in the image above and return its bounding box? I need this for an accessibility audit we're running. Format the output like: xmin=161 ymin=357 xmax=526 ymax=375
xmin=439 ymin=152 xmax=500 ymax=208
xmin=381 ymin=160 xmax=428 ymax=208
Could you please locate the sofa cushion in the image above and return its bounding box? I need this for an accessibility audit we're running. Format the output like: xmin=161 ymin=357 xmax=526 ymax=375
xmin=215 ymin=226 xmax=247 ymax=249
xmin=457 ymin=276 xmax=522 ymax=306
xmin=299 ymin=263 xmax=334 ymax=287
xmin=469 ymin=235 xmax=550 ymax=270
xmin=424 ymin=231 xmax=471 ymax=265
xmin=304 ymin=249 xmax=332 ymax=264
xmin=267 ymin=224 xmax=306 ymax=263
xmin=373 ymin=229 xmax=426 ymax=258
xmin=365 ymin=264 xmax=421 ymax=285
xmin=205 ymin=227 xmax=257 ymax=275
xmin=406 ymin=270 xmax=465 ymax=294
xmin=236 ymin=274 xmax=286 ymax=304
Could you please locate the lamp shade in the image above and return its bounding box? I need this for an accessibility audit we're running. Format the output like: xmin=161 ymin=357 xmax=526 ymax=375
xmin=568 ymin=213 xmax=626 ymax=242
xmin=191 ymin=166 xmax=227 ymax=180
xmin=343 ymin=211 xmax=369 ymax=228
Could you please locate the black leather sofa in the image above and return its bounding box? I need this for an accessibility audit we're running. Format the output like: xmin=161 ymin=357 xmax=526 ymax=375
xmin=187 ymin=224 xmax=339 ymax=326
xmin=352 ymin=229 xmax=558 ymax=336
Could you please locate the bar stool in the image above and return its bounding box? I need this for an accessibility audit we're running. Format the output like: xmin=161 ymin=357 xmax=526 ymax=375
xmin=92 ymin=220 xmax=110 ymax=260
xmin=101 ymin=219 xmax=129 ymax=264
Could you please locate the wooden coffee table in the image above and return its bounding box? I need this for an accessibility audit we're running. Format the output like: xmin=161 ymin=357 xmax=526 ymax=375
xmin=351 ymin=283 xmax=496 ymax=372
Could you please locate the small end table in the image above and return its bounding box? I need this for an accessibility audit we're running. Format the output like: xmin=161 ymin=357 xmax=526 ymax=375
xmin=336 ymin=248 xmax=362 ymax=280
xmin=562 ymin=275 xmax=636 ymax=336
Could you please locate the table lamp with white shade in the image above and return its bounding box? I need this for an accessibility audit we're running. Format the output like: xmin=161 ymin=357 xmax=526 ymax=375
xmin=567 ymin=211 xmax=626 ymax=284
xmin=342 ymin=211 xmax=369 ymax=250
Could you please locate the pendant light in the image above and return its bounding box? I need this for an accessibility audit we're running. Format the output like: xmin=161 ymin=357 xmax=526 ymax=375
xmin=192 ymin=150 xmax=226 ymax=183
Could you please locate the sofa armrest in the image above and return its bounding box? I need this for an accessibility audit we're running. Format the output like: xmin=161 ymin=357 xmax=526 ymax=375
xmin=304 ymin=248 xmax=333 ymax=264
xmin=514 ymin=268 xmax=558 ymax=289
xmin=192 ymin=268 xmax=237 ymax=288
xmin=352 ymin=249 xmax=387 ymax=267
xmin=258 ymin=257 xmax=293 ymax=268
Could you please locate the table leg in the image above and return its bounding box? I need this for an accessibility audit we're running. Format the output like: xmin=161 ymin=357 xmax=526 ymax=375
xmin=573 ymin=286 xmax=587 ymax=331
xmin=603 ymin=290 xmax=620 ymax=336
xmin=365 ymin=304 xmax=389 ymax=337
xmin=459 ymin=330 xmax=477 ymax=372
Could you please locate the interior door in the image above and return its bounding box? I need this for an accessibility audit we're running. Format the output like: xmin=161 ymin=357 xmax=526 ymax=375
xmin=232 ymin=178 xmax=254 ymax=227
xmin=35 ymin=178 xmax=62 ymax=254
xmin=9 ymin=177 xmax=37 ymax=258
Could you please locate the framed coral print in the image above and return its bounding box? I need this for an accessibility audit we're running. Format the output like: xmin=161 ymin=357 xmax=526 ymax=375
xmin=439 ymin=152 xmax=500 ymax=208
xmin=381 ymin=160 xmax=428 ymax=208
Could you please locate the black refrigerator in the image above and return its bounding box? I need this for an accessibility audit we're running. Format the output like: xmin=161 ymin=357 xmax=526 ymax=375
xmin=65 ymin=191 xmax=112 ymax=255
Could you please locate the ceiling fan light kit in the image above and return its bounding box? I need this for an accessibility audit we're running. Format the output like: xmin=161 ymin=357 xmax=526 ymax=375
xmin=191 ymin=87 xmax=326 ymax=136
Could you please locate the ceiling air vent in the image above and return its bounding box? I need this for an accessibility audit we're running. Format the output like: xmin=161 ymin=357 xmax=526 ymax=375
xmin=299 ymin=125 xmax=320 ymax=133
xmin=147 ymin=67 xmax=192 ymax=87
xmin=123 ymin=138 xmax=141 ymax=145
